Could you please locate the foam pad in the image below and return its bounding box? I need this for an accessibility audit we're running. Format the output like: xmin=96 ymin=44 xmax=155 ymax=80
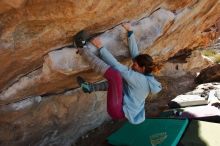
xmin=107 ymin=118 xmax=188 ymax=146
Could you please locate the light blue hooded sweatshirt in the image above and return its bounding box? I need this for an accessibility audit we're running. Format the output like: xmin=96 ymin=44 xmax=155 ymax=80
xmin=99 ymin=31 xmax=162 ymax=124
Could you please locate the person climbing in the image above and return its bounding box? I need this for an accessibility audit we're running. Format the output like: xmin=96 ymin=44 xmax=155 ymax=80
xmin=76 ymin=22 xmax=162 ymax=124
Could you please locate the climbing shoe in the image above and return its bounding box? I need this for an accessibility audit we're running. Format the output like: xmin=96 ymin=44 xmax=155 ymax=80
xmin=73 ymin=30 xmax=103 ymax=48
xmin=76 ymin=76 xmax=92 ymax=93
xmin=73 ymin=30 xmax=89 ymax=48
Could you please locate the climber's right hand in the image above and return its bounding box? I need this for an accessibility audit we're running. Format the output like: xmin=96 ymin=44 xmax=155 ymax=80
xmin=90 ymin=37 xmax=103 ymax=49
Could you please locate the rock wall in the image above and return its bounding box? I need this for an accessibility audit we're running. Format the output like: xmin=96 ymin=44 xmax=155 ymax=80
xmin=195 ymin=64 xmax=220 ymax=84
xmin=159 ymin=50 xmax=214 ymax=77
xmin=0 ymin=0 xmax=219 ymax=146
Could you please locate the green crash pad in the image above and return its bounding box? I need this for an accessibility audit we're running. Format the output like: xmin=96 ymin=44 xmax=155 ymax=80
xmin=107 ymin=118 xmax=189 ymax=146
xmin=180 ymin=120 xmax=220 ymax=146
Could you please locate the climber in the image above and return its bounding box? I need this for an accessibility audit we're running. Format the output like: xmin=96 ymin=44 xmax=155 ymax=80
xmin=75 ymin=23 xmax=162 ymax=124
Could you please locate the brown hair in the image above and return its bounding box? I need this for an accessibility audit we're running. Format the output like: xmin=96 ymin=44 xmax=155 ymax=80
xmin=133 ymin=54 xmax=161 ymax=74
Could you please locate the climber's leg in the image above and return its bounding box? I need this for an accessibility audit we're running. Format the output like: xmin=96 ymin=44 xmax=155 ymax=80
xmin=81 ymin=48 xmax=110 ymax=75
xmin=79 ymin=48 xmax=125 ymax=119
xmin=104 ymin=67 xmax=125 ymax=120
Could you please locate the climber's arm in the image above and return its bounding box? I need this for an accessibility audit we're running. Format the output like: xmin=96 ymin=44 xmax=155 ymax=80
xmin=122 ymin=23 xmax=139 ymax=59
xmin=90 ymin=37 xmax=128 ymax=70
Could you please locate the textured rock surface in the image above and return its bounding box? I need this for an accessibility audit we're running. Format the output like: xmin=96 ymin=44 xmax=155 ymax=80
xmin=0 ymin=0 xmax=220 ymax=146
xmin=159 ymin=50 xmax=214 ymax=77
xmin=0 ymin=90 xmax=109 ymax=146
xmin=186 ymin=82 xmax=220 ymax=97
xmin=195 ymin=64 xmax=220 ymax=84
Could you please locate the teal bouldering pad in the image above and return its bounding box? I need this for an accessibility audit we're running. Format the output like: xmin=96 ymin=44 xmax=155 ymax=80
xmin=107 ymin=118 xmax=188 ymax=146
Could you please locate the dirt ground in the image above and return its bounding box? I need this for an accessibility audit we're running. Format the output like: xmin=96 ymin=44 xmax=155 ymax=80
xmin=72 ymin=74 xmax=196 ymax=146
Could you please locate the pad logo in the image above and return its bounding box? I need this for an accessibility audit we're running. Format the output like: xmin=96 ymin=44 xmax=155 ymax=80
xmin=150 ymin=132 xmax=168 ymax=146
